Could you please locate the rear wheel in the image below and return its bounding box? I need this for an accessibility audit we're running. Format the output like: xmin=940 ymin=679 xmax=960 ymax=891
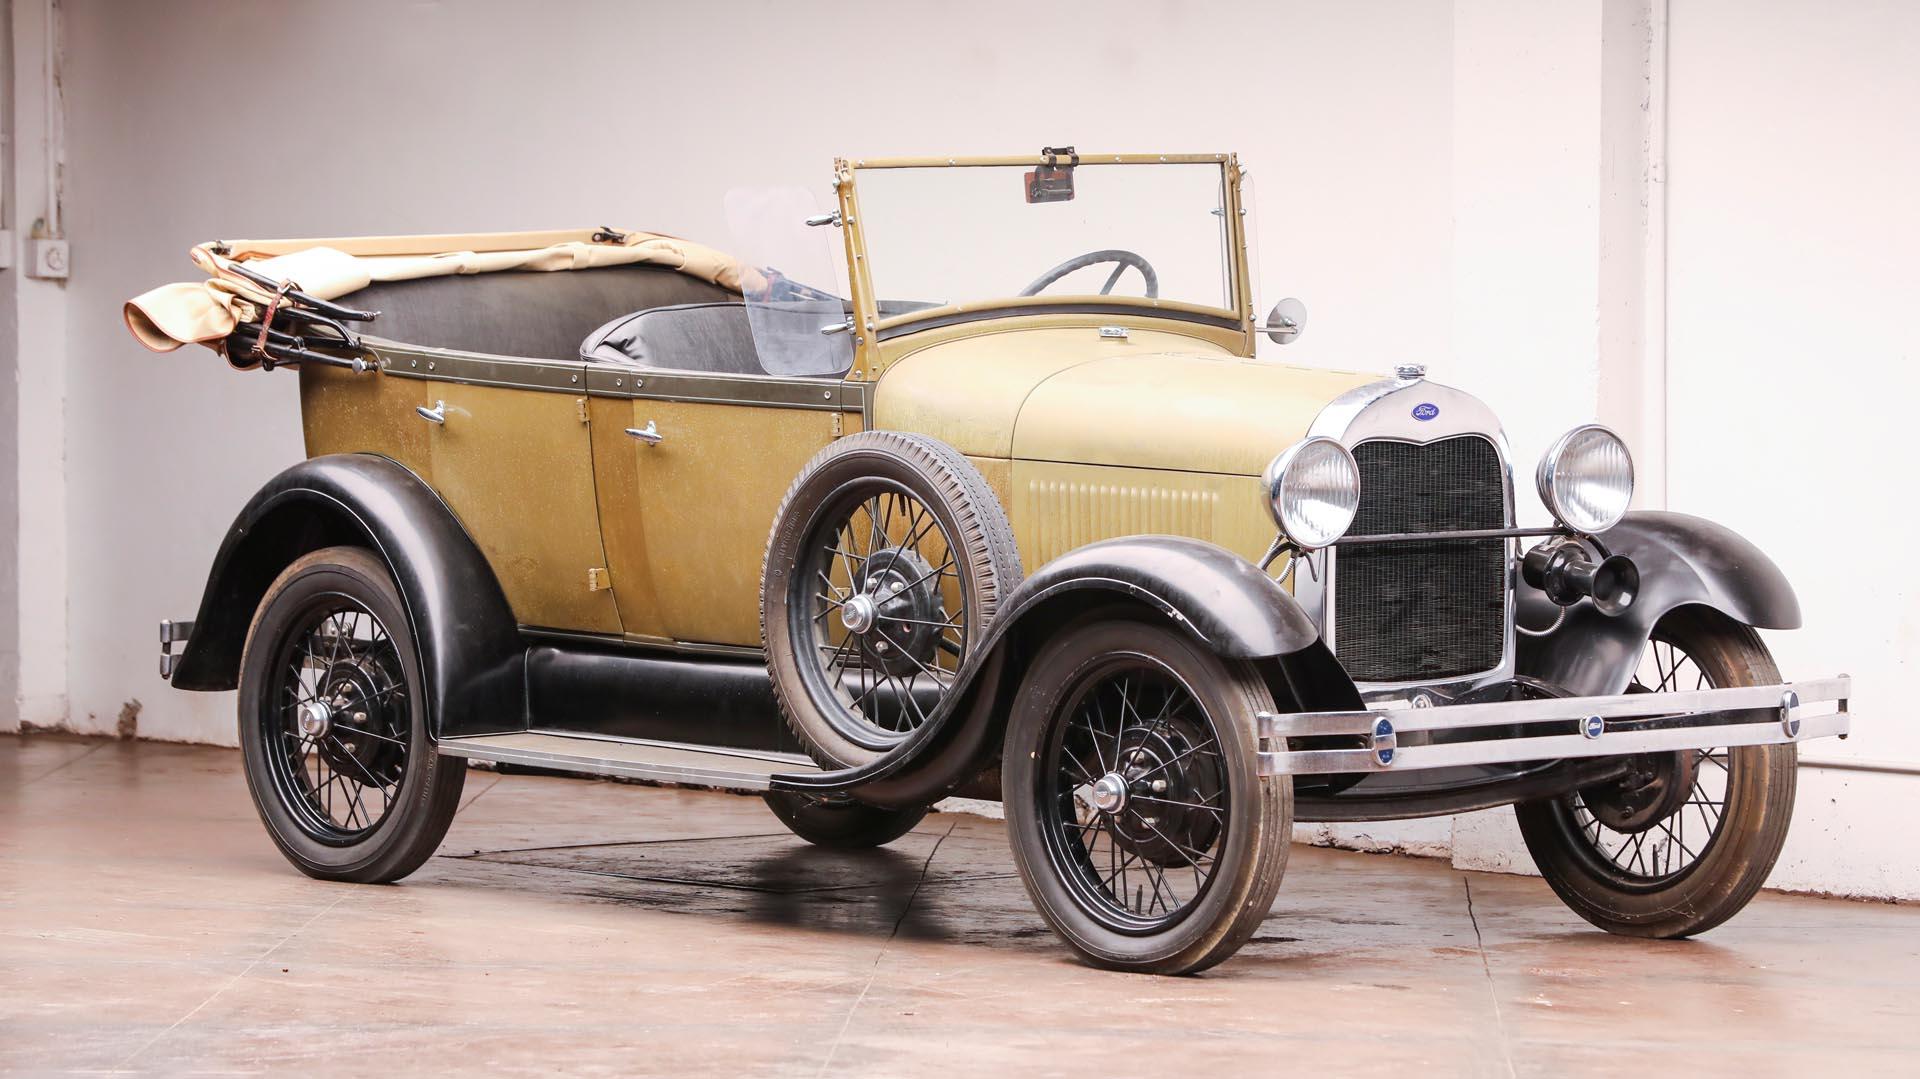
xmin=237 ymin=547 xmax=465 ymax=883
xmin=1003 ymin=618 xmax=1291 ymax=975
xmin=1515 ymin=607 xmax=1797 ymax=937
xmin=761 ymin=790 xmax=928 ymax=848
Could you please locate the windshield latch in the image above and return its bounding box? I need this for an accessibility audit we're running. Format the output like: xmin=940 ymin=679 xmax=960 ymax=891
xmin=1041 ymin=145 xmax=1080 ymax=167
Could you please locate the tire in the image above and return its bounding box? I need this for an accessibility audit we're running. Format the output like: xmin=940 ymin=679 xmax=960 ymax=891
xmin=761 ymin=790 xmax=929 ymax=848
xmin=1515 ymin=607 xmax=1798 ymax=937
xmin=237 ymin=546 xmax=466 ymax=883
xmin=762 ymin=430 xmax=1021 ymax=768
xmin=1002 ymin=617 xmax=1292 ymax=975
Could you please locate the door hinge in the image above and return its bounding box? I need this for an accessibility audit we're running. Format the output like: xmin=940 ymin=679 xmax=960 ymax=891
xmin=587 ymin=567 xmax=611 ymax=592
xmin=576 ymin=397 xmax=590 ymax=423
xmin=831 ymin=411 xmax=844 ymax=438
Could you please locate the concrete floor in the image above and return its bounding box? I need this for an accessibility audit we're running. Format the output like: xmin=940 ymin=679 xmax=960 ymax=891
xmin=2 ymin=734 xmax=1916 ymax=1077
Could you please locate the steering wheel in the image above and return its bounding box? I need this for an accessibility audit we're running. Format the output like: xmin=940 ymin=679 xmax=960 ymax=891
xmin=1018 ymin=249 xmax=1159 ymax=299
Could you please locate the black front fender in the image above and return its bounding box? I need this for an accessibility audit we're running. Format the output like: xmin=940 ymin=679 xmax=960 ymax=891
xmin=779 ymin=536 xmax=1324 ymax=806
xmin=170 ymin=453 xmax=525 ymax=739
xmin=1518 ymin=510 xmax=1800 ymax=697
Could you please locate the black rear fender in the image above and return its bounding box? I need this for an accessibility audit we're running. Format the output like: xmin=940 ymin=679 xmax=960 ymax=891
xmin=169 ymin=453 xmax=524 ymax=739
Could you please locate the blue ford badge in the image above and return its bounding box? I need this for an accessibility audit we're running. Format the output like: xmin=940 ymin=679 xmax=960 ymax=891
xmin=1412 ymin=402 xmax=1440 ymax=422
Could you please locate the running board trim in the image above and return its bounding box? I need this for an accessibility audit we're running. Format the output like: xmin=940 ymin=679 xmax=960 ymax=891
xmin=437 ymin=731 xmax=822 ymax=791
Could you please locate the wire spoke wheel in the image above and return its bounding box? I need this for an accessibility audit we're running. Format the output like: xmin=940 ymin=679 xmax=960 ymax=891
xmin=263 ymin=596 xmax=411 ymax=844
xmin=1515 ymin=607 xmax=1798 ymax=937
xmin=1004 ymin=618 xmax=1290 ymax=974
xmin=1040 ymin=659 xmax=1229 ymax=932
xmin=1562 ymin=639 xmax=1732 ymax=886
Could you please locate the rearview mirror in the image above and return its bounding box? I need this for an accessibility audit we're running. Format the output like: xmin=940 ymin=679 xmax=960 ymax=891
xmin=1262 ymin=297 xmax=1307 ymax=345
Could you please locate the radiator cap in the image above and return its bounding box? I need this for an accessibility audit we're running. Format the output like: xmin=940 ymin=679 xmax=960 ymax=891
xmin=1395 ymin=363 xmax=1427 ymax=381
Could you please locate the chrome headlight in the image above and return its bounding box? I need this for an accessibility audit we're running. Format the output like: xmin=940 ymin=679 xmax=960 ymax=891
xmin=1263 ymin=436 xmax=1361 ymax=549
xmin=1536 ymin=424 xmax=1634 ymax=534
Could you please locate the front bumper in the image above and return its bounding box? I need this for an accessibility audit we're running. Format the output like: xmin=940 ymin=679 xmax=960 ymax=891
xmin=1256 ymin=675 xmax=1851 ymax=775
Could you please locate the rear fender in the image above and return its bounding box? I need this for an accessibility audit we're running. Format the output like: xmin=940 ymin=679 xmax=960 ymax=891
xmin=169 ymin=453 xmax=525 ymax=739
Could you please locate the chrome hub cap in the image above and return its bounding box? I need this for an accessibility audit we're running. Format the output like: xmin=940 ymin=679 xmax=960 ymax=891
xmin=840 ymin=592 xmax=879 ymax=635
xmin=1090 ymin=772 xmax=1129 ymax=814
xmin=297 ymin=700 xmax=332 ymax=739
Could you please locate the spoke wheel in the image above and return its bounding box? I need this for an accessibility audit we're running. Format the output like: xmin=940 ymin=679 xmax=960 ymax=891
xmin=763 ymin=431 xmax=1021 ymax=769
xmin=1004 ymin=617 xmax=1290 ymax=975
xmin=1516 ymin=607 xmax=1798 ymax=937
xmin=239 ymin=547 xmax=466 ymax=883
xmin=794 ymin=482 xmax=970 ymax=750
xmin=265 ymin=598 xmax=410 ymax=843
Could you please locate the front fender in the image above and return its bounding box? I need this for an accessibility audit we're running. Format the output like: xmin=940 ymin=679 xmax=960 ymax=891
xmin=1518 ymin=510 xmax=1800 ymax=697
xmin=170 ymin=453 xmax=525 ymax=739
xmin=779 ymin=536 xmax=1323 ymax=806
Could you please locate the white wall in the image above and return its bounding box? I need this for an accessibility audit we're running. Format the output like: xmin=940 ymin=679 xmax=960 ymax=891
xmin=26 ymin=0 xmax=1916 ymax=896
xmin=1660 ymin=0 xmax=1920 ymax=897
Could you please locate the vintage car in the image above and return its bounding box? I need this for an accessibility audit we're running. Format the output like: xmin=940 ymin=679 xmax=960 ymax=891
xmin=128 ymin=149 xmax=1850 ymax=975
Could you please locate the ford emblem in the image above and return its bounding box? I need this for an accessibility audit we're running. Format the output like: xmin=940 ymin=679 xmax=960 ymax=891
xmin=1411 ymin=402 xmax=1440 ymax=422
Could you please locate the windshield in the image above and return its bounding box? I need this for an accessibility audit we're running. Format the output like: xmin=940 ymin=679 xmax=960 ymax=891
xmin=852 ymin=160 xmax=1237 ymax=317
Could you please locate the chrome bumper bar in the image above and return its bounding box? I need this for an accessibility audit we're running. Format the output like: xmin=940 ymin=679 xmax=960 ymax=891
xmin=1255 ymin=675 xmax=1851 ymax=776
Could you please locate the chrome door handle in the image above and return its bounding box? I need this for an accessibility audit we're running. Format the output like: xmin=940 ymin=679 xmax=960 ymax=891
xmin=625 ymin=421 xmax=663 ymax=445
xmin=416 ymin=400 xmax=446 ymax=425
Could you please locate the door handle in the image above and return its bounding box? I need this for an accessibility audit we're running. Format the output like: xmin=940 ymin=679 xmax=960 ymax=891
xmin=416 ymin=400 xmax=447 ymax=425
xmin=625 ymin=421 xmax=663 ymax=445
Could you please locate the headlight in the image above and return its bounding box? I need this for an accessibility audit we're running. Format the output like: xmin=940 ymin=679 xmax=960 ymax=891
xmin=1263 ymin=436 xmax=1361 ymax=549
xmin=1536 ymin=424 xmax=1634 ymax=533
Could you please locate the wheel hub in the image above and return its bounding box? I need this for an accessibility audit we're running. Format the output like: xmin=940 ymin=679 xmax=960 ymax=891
xmin=1090 ymin=773 xmax=1129 ymax=814
xmin=1582 ymin=750 xmax=1699 ymax=833
xmin=310 ymin=658 xmax=402 ymax=782
xmin=1092 ymin=717 xmax=1223 ymax=868
xmin=840 ymin=593 xmax=879 ymax=634
xmin=296 ymin=700 xmax=332 ymax=739
xmin=847 ymin=545 xmax=945 ymax=677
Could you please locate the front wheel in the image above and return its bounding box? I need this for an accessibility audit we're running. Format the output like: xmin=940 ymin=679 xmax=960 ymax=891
xmin=1515 ymin=607 xmax=1798 ymax=937
xmin=237 ymin=547 xmax=465 ymax=883
xmin=1003 ymin=617 xmax=1291 ymax=975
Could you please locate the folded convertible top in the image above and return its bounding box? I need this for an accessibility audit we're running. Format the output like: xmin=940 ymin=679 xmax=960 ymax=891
xmin=124 ymin=227 xmax=747 ymax=355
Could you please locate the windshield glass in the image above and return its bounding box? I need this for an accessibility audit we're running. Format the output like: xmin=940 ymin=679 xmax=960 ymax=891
xmin=853 ymin=161 xmax=1236 ymax=317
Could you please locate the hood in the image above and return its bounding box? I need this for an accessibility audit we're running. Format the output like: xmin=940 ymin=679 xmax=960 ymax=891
xmin=873 ymin=327 xmax=1376 ymax=476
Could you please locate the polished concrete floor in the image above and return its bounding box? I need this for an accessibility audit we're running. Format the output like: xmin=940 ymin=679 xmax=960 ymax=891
xmin=3 ymin=733 xmax=1915 ymax=1077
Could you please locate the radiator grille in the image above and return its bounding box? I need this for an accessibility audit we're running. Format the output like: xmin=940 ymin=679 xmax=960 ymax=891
xmin=1334 ymin=436 xmax=1507 ymax=682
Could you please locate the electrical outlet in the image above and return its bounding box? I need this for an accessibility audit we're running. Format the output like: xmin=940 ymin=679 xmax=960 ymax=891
xmin=28 ymin=238 xmax=69 ymax=280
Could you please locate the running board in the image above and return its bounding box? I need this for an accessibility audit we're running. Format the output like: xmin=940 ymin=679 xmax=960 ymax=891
xmin=436 ymin=731 xmax=822 ymax=792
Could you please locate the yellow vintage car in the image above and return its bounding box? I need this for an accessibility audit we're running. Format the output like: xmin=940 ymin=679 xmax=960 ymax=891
xmin=131 ymin=149 xmax=1850 ymax=974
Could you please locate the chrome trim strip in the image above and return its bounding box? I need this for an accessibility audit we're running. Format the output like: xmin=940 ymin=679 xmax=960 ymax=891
xmin=369 ymin=338 xmax=864 ymax=412
xmin=1255 ymin=675 xmax=1852 ymax=775
xmin=373 ymin=341 xmax=587 ymax=392
xmin=583 ymin=365 xmax=860 ymax=412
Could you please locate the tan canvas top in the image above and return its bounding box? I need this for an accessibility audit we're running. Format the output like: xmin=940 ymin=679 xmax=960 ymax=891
xmin=124 ymin=228 xmax=747 ymax=353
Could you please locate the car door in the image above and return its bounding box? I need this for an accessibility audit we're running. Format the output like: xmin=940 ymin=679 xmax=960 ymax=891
xmin=587 ymin=366 xmax=863 ymax=648
xmin=396 ymin=347 xmax=625 ymax=635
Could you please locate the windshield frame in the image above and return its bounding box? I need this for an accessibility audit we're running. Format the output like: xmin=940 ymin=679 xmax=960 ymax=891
xmin=832 ymin=153 xmax=1254 ymax=379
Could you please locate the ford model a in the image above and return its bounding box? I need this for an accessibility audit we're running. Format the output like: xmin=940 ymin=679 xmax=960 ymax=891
xmin=129 ymin=151 xmax=1851 ymax=974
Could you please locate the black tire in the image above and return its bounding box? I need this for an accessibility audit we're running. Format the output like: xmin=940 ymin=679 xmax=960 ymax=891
xmin=1515 ymin=607 xmax=1798 ymax=937
xmin=238 ymin=546 xmax=465 ymax=883
xmin=1002 ymin=617 xmax=1291 ymax=975
xmin=762 ymin=431 xmax=1021 ymax=768
xmin=761 ymin=790 xmax=929 ymax=848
